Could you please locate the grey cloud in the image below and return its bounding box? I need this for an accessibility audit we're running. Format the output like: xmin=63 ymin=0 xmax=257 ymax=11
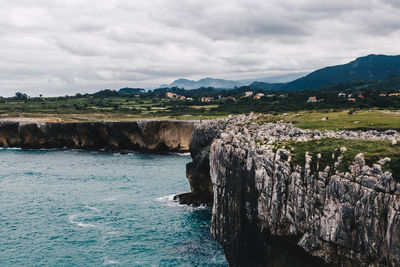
xmin=0 ymin=0 xmax=399 ymax=96
xmin=54 ymin=38 xmax=107 ymax=57
xmin=382 ymin=0 xmax=400 ymax=8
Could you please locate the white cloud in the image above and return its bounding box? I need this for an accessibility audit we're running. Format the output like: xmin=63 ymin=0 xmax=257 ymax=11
xmin=0 ymin=0 xmax=399 ymax=96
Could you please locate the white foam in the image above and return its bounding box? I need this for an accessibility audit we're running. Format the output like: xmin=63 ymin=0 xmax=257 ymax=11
xmin=84 ymin=205 xmax=100 ymax=212
xmin=104 ymin=196 xmax=117 ymax=202
xmin=68 ymin=213 xmax=98 ymax=229
xmin=75 ymin=221 xmax=97 ymax=228
xmin=104 ymin=258 xmax=120 ymax=265
xmin=155 ymin=194 xmax=176 ymax=203
xmin=155 ymin=193 xmax=209 ymax=210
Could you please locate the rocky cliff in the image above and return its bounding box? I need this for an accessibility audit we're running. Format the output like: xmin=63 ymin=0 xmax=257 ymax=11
xmin=184 ymin=115 xmax=400 ymax=266
xmin=175 ymin=119 xmax=229 ymax=205
xmin=0 ymin=120 xmax=195 ymax=152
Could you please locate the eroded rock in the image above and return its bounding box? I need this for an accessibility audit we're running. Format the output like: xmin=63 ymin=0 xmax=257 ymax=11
xmin=185 ymin=114 xmax=400 ymax=266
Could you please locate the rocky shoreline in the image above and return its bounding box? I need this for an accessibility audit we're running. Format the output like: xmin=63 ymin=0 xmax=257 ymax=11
xmin=1 ymin=116 xmax=400 ymax=266
xmin=0 ymin=120 xmax=196 ymax=152
xmin=181 ymin=114 xmax=400 ymax=266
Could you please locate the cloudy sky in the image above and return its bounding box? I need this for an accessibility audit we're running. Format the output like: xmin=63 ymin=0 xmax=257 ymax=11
xmin=0 ymin=0 xmax=400 ymax=96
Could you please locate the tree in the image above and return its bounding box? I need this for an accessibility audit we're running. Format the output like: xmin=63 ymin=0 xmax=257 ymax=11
xmin=15 ymin=92 xmax=28 ymax=100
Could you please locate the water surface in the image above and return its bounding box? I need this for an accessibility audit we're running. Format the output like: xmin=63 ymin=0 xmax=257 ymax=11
xmin=0 ymin=149 xmax=227 ymax=266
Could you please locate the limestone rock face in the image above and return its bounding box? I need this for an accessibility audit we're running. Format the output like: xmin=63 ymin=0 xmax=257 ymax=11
xmin=176 ymin=120 xmax=228 ymax=206
xmin=0 ymin=120 xmax=195 ymax=152
xmin=185 ymin=115 xmax=400 ymax=266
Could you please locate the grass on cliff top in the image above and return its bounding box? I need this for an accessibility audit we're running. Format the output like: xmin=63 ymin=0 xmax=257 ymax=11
xmin=277 ymin=138 xmax=400 ymax=181
xmin=0 ymin=112 xmax=225 ymax=122
xmin=257 ymin=110 xmax=400 ymax=131
xmin=0 ymin=96 xmax=225 ymax=122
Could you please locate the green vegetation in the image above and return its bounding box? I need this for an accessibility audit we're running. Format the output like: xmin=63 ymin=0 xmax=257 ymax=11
xmin=277 ymin=138 xmax=400 ymax=181
xmin=0 ymin=94 xmax=226 ymax=121
xmin=0 ymin=73 xmax=400 ymax=123
xmin=257 ymin=110 xmax=400 ymax=131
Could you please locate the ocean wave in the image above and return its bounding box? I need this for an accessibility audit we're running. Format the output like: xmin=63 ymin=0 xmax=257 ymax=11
xmin=103 ymin=196 xmax=117 ymax=202
xmin=155 ymin=194 xmax=209 ymax=210
xmin=104 ymin=258 xmax=121 ymax=265
xmin=155 ymin=194 xmax=177 ymax=203
xmin=177 ymin=152 xmax=191 ymax=156
xmin=0 ymin=147 xmax=22 ymax=150
xmin=68 ymin=214 xmax=98 ymax=229
xmin=84 ymin=205 xmax=100 ymax=212
xmin=167 ymin=152 xmax=191 ymax=156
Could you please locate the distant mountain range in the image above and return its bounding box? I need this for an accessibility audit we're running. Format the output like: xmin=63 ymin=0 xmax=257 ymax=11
xmin=279 ymin=54 xmax=400 ymax=91
xmin=239 ymin=72 xmax=308 ymax=84
xmin=161 ymin=78 xmax=242 ymax=90
xmin=161 ymin=54 xmax=400 ymax=91
xmin=161 ymin=73 xmax=307 ymax=89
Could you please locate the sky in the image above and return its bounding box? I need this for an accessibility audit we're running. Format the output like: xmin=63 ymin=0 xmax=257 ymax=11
xmin=1 ymin=0 xmax=400 ymax=96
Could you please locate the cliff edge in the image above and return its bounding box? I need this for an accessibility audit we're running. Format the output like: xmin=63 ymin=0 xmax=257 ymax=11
xmin=184 ymin=114 xmax=400 ymax=266
xmin=0 ymin=120 xmax=195 ymax=152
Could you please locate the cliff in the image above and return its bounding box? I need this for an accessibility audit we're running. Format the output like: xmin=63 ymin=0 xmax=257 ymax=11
xmin=175 ymin=119 xmax=229 ymax=205
xmin=184 ymin=115 xmax=400 ymax=266
xmin=0 ymin=120 xmax=195 ymax=152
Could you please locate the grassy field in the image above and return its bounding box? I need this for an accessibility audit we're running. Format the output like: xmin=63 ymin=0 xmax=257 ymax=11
xmin=257 ymin=110 xmax=400 ymax=131
xmin=1 ymin=96 xmax=400 ymax=131
xmin=0 ymin=96 xmax=224 ymax=121
xmin=276 ymin=138 xmax=400 ymax=181
xmin=0 ymin=112 xmax=227 ymax=122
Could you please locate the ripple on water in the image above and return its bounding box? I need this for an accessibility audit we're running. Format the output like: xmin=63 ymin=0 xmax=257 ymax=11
xmin=0 ymin=150 xmax=227 ymax=266
xmin=68 ymin=214 xmax=99 ymax=229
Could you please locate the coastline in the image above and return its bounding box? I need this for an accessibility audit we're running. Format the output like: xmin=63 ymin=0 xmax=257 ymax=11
xmin=0 ymin=120 xmax=196 ymax=153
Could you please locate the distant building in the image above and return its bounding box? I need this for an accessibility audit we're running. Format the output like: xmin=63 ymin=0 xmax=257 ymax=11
xmin=226 ymin=96 xmax=236 ymax=101
xmin=389 ymin=93 xmax=400 ymax=97
xmin=201 ymin=96 xmax=213 ymax=102
xmin=358 ymin=94 xmax=364 ymax=98
xmin=244 ymin=91 xmax=253 ymax=97
xmin=348 ymin=98 xmax=356 ymax=102
xmin=253 ymin=93 xmax=265 ymax=99
xmin=179 ymin=96 xmax=186 ymax=100
xmin=279 ymin=94 xmax=286 ymax=98
xmin=338 ymin=92 xmax=346 ymax=97
xmin=380 ymin=93 xmax=387 ymax=97
xmin=266 ymin=94 xmax=275 ymax=98
xmin=166 ymin=92 xmax=178 ymax=99
xmin=307 ymin=96 xmax=317 ymax=103
xmin=186 ymin=97 xmax=194 ymax=101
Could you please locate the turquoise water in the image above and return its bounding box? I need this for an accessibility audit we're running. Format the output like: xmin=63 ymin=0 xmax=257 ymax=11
xmin=0 ymin=149 xmax=227 ymax=266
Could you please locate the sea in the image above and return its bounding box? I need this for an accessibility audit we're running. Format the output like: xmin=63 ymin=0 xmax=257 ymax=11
xmin=0 ymin=148 xmax=227 ymax=266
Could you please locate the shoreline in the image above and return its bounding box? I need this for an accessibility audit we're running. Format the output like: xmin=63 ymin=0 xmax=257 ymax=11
xmin=0 ymin=120 xmax=196 ymax=152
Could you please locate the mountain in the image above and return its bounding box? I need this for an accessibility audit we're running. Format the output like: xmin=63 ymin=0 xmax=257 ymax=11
xmin=165 ymin=78 xmax=242 ymax=89
xmin=163 ymin=73 xmax=306 ymax=89
xmin=239 ymin=72 xmax=308 ymax=84
xmin=282 ymin=54 xmax=400 ymax=91
xmin=248 ymin=82 xmax=285 ymax=90
xmin=163 ymin=55 xmax=400 ymax=91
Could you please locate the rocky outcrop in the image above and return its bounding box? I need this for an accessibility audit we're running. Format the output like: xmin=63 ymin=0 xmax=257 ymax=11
xmin=0 ymin=120 xmax=195 ymax=152
xmin=184 ymin=115 xmax=400 ymax=266
xmin=175 ymin=120 xmax=228 ymax=205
